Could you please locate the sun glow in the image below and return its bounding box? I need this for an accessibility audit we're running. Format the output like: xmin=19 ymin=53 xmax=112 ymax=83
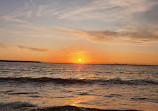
xmin=76 ymin=58 xmax=85 ymax=64
xmin=79 ymin=58 xmax=82 ymax=62
xmin=66 ymin=50 xmax=91 ymax=64
xmin=77 ymin=58 xmax=83 ymax=64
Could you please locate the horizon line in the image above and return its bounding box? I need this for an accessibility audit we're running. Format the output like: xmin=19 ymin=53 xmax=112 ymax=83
xmin=0 ymin=59 xmax=157 ymax=66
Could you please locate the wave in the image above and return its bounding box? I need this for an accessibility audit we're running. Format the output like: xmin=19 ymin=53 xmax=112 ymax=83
xmin=0 ymin=103 xmax=141 ymax=111
xmin=31 ymin=105 xmax=141 ymax=111
xmin=0 ymin=102 xmax=36 ymax=111
xmin=0 ymin=77 xmax=157 ymax=85
xmin=131 ymin=97 xmax=158 ymax=103
xmin=0 ymin=77 xmax=90 ymax=84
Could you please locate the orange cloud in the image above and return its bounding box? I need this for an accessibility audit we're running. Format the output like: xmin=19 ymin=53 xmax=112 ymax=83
xmin=18 ymin=45 xmax=51 ymax=52
xmin=0 ymin=43 xmax=12 ymax=49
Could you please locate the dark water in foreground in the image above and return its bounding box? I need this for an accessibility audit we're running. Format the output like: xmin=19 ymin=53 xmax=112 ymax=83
xmin=0 ymin=62 xmax=157 ymax=111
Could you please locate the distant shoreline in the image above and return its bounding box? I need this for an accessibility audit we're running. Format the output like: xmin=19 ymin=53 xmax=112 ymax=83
xmin=0 ymin=60 xmax=157 ymax=66
xmin=0 ymin=60 xmax=41 ymax=63
xmin=44 ymin=62 xmax=158 ymax=66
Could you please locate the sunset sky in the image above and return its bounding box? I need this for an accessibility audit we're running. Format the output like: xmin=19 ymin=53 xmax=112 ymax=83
xmin=0 ymin=0 xmax=158 ymax=65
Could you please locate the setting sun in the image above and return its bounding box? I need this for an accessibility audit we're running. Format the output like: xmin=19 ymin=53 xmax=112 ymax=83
xmin=78 ymin=58 xmax=83 ymax=64
xmin=76 ymin=58 xmax=85 ymax=64
xmin=79 ymin=59 xmax=82 ymax=62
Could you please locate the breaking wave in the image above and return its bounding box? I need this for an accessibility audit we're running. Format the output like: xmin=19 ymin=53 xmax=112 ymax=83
xmin=0 ymin=77 xmax=157 ymax=85
xmin=30 ymin=105 xmax=141 ymax=111
xmin=0 ymin=103 xmax=141 ymax=111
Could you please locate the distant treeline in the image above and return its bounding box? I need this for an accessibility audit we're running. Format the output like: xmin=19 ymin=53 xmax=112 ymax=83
xmin=0 ymin=60 xmax=41 ymax=63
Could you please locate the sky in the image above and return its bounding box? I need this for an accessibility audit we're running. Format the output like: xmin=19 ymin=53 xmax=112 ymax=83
xmin=0 ymin=0 xmax=158 ymax=65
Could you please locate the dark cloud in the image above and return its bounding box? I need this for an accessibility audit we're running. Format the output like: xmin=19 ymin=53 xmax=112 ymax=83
xmin=119 ymin=27 xmax=158 ymax=41
xmin=86 ymin=31 xmax=118 ymax=41
xmin=18 ymin=45 xmax=50 ymax=52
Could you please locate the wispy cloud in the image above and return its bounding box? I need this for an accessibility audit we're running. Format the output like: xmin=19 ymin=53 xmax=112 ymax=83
xmin=9 ymin=24 xmax=158 ymax=46
xmin=0 ymin=16 xmax=25 ymax=23
xmin=18 ymin=45 xmax=51 ymax=52
xmin=1 ymin=0 xmax=157 ymax=28
xmin=0 ymin=43 xmax=51 ymax=52
xmin=61 ymin=26 xmax=158 ymax=45
xmin=58 ymin=0 xmax=155 ymax=22
xmin=0 ymin=0 xmax=48 ymax=23
xmin=0 ymin=44 xmax=12 ymax=49
xmin=4 ymin=22 xmax=157 ymax=46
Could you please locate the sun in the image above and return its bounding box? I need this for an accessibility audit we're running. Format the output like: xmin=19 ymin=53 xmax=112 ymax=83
xmin=77 ymin=58 xmax=84 ymax=64
xmin=79 ymin=58 xmax=82 ymax=62
xmin=73 ymin=57 xmax=85 ymax=64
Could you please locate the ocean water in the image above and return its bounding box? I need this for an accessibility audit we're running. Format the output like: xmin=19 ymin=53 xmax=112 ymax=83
xmin=0 ymin=62 xmax=158 ymax=111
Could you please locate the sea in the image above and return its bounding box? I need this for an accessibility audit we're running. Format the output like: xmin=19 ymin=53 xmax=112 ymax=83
xmin=0 ymin=62 xmax=157 ymax=111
